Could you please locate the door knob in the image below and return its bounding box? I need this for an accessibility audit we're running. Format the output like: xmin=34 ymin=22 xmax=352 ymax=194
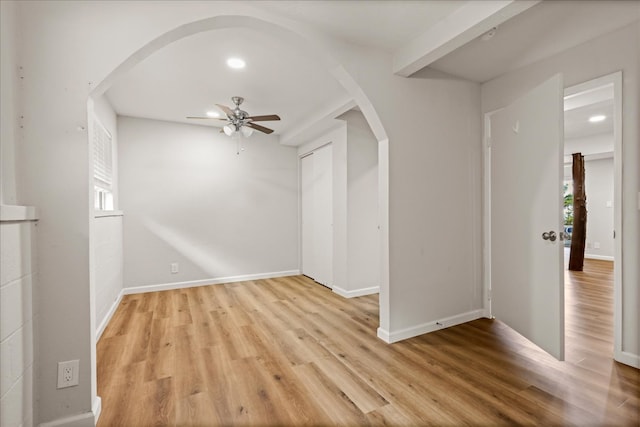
xmin=542 ymin=231 xmax=557 ymax=242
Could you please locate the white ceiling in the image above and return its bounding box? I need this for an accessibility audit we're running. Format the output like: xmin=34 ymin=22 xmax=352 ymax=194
xmin=429 ymin=0 xmax=640 ymax=83
xmin=565 ymin=100 xmax=613 ymax=141
xmin=564 ymin=83 xmax=614 ymax=160
xmin=105 ymin=0 xmax=638 ymax=144
xmin=106 ymin=1 xmax=470 ymax=140
xmin=250 ymin=0 xmax=466 ymax=51
xmin=106 ymin=27 xmax=348 ymax=136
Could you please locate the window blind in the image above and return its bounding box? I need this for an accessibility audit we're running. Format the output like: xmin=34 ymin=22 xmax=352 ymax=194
xmin=93 ymin=119 xmax=112 ymax=188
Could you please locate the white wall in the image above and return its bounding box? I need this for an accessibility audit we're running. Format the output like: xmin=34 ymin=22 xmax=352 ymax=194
xmin=375 ymin=71 xmax=483 ymax=340
xmin=564 ymin=132 xmax=614 ymax=163
xmin=93 ymin=214 xmax=124 ymax=335
xmin=118 ymin=117 xmax=299 ymax=289
xmin=8 ymin=1 xmax=483 ymax=422
xmin=344 ymin=110 xmax=379 ymax=295
xmin=482 ymin=22 xmax=640 ymax=363
xmin=585 ymin=158 xmax=615 ymax=259
xmin=1 ymin=208 xmax=37 ymax=427
xmin=1 ymin=3 xmax=37 ymax=426
xmin=91 ymin=96 xmax=125 ymax=340
xmin=1 ymin=0 xmax=18 ymax=205
xmin=564 ymin=155 xmax=615 ymax=260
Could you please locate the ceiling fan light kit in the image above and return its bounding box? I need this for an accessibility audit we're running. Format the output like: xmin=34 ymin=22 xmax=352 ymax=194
xmin=188 ymin=96 xmax=280 ymax=138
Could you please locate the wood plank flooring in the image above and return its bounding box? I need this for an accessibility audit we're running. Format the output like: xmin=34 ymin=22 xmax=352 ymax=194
xmin=97 ymin=262 xmax=639 ymax=426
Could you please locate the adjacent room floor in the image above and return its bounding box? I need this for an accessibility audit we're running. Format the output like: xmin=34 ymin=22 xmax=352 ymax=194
xmin=97 ymin=263 xmax=638 ymax=426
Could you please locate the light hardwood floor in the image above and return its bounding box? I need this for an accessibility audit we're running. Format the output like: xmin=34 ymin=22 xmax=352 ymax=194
xmin=97 ymin=261 xmax=638 ymax=426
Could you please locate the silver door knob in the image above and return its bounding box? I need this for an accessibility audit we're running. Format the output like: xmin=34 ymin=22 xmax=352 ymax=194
xmin=542 ymin=231 xmax=557 ymax=242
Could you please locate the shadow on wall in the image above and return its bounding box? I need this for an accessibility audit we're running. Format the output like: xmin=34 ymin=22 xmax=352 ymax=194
xmin=138 ymin=214 xmax=234 ymax=282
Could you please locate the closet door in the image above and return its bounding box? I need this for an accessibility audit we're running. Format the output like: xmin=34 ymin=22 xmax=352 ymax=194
xmin=313 ymin=144 xmax=333 ymax=287
xmin=301 ymin=153 xmax=316 ymax=280
xmin=300 ymin=144 xmax=333 ymax=288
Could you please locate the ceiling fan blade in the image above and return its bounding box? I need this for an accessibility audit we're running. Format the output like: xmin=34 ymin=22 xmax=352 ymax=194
xmin=246 ymin=122 xmax=274 ymax=134
xmin=186 ymin=116 xmax=227 ymax=120
xmin=216 ymin=104 xmax=234 ymax=117
xmin=247 ymin=114 xmax=281 ymax=122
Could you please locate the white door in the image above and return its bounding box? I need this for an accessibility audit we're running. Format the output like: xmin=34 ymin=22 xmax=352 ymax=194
xmin=313 ymin=144 xmax=333 ymax=287
xmin=490 ymin=74 xmax=565 ymax=360
xmin=300 ymin=144 xmax=333 ymax=287
xmin=301 ymin=153 xmax=315 ymax=279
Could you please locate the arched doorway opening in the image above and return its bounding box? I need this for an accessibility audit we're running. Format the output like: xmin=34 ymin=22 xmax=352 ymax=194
xmin=87 ymin=12 xmax=390 ymax=414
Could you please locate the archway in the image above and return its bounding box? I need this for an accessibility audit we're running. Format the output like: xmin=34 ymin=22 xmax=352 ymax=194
xmin=87 ymin=12 xmax=390 ymax=413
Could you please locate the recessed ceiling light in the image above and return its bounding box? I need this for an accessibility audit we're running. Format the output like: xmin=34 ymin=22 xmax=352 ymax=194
xmin=226 ymin=57 xmax=246 ymax=69
xmin=206 ymin=110 xmax=220 ymax=118
xmin=589 ymin=115 xmax=606 ymax=123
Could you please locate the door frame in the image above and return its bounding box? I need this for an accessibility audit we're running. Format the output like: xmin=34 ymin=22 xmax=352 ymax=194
xmin=482 ymin=71 xmax=624 ymax=364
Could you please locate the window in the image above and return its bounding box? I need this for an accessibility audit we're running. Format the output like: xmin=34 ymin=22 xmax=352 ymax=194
xmin=93 ymin=119 xmax=114 ymax=210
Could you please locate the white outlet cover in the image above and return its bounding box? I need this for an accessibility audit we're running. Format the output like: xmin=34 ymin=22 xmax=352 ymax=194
xmin=57 ymin=360 xmax=79 ymax=388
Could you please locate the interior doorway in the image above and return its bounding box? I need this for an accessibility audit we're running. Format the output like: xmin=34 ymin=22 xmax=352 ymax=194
xmin=563 ymin=73 xmax=621 ymax=362
xmin=483 ymin=71 xmax=624 ymax=365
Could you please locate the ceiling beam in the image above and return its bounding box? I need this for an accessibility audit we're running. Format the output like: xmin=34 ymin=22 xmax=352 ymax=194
xmin=392 ymin=0 xmax=540 ymax=77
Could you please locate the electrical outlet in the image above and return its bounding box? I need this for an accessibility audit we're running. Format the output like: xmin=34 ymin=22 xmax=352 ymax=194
xmin=57 ymin=360 xmax=79 ymax=388
xmin=594 ymin=242 xmax=600 ymax=249
xmin=171 ymin=262 xmax=179 ymax=274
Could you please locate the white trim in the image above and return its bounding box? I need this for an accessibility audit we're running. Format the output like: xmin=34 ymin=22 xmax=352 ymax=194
xmin=92 ymin=396 xmax=102 ymax=425
xmin=584 ymin=254 xmax=614 ymax=261
xmin=0 ymin=205 xmax=38 ymax=222
xmin=616 ymin=351 xmax=640 ymax=369
xmin=376 ymin=309 xmax=484 ymax=344
xmin=377 ymin=137 xmax=390 ymax=339
xmin=482 ymin=108 xmax=502 ymax=318
xmin=38 ymin=396 xmax=101 ymax=427
xmin=123 ymin=270 xmax=301 ymax=295
xmin=332 ymin=286 xmax=379 ymax=298
xmin=377 ymin=327 xmax=391 ymax=343
xmin=96 ymin=290 xmax=124 ymax=341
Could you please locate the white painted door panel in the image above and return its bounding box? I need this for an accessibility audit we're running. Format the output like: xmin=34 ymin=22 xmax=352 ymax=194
xmin=301 ymin=154 xmax=315 ymax=279
xmin=313 ymin=144 xmax=333 ymax=287
xmin=491 ymin=74 xmax=565 ymax=360
xmin=300 ymin=144 xmax=333 ymax=288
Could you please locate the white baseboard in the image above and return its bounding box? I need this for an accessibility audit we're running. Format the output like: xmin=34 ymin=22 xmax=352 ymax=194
xmin=615 ymin=350 xmax=640 ymax=369
xmin=333 ymin=285 xmax=379 ymax=298
xmin=377 ymin=327 xmax=391 ymax=342
xmin=377 ymin=309 xmax=484 ymax=344
xmin=584 ymin=254 xmax=614 ymax=261
xmin=39 ymin=397 xmax=101 ymax=427
xmin=92 ymin=396 xmax=101 ymax=425
xmin=123 ymin=270 xmax=301 ymax=296
xmin=96 ymin=291 xmax=124 ymax=341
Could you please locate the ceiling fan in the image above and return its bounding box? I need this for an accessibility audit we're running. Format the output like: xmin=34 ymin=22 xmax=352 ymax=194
xmin=187 ymin=96 xmax=280 ymax=136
